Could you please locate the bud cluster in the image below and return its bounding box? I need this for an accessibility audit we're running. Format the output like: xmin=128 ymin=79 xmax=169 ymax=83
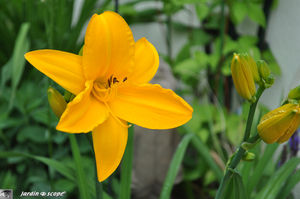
xmin=230 ymin=53 xmax=273 ymax=102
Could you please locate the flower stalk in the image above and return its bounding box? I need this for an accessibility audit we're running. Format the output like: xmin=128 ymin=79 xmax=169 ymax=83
xmin=69 ymin=134 xmax=90 ymax=199
xmin=120 ymin=125 xmax=134 ymax=199
xmin=215 ymin=86 xmax=265 ymax=199
xmin=243 ymin=86 xmax=264 ymax=141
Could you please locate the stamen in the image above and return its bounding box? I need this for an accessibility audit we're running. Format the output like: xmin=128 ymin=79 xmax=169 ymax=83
xmin=108 ymin=75 xmax=113 ymax=88
xmin=92 ymin=75 xmax=126 ymax=102
xmin=113 ymin=77 xmax=119 ymax=84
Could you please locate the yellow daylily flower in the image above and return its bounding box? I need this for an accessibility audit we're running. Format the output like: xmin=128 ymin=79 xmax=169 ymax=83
xmin=257 ymin=104 xmax=300 ymax=144
xmin=231 ymin=53 xmax=256 ymax=101
xmin=25 ymin=11 xmax=193 ymax=182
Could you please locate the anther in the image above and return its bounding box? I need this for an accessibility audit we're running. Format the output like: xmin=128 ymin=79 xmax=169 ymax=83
xmin=123 ymin=77 xmax=127 ymax=82
xmin=113 ymin=77 xmax=119 ymax=84
xmin=108 ymin=75 xmax=113 ymax=87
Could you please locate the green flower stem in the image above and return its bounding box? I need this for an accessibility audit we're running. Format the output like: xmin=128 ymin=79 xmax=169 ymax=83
xmin=69 ymin=134 xmax=90 ymax=199
xmin=243 ymin=86 xmax=264 ymax=141
xmin=248 ymin=133 xmax=261 ymax=143
xmin=166 ymin=15 xmax=173 ymax=64
xmin=85 ymin=133 xmax=103 ymax=199
xmin=120 ymin=125 xmax=134 ymax=199
xmin=215 ymin=86 xmax=264 ymax=199
xmin=96 ymin=173 xmax=103 ymax=199
xmin=115 ymin=0 xmax=119 ymax=13
xmin=215 ymin=147 xmax=245 ymax=199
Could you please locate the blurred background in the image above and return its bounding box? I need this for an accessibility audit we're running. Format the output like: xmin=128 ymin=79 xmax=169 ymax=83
xmin=1 ymin=0 xmax=300 ymax=198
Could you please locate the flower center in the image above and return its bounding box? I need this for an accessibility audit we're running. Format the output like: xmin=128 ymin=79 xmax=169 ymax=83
xmin=92 ymin=75 xmax=127 ymax=102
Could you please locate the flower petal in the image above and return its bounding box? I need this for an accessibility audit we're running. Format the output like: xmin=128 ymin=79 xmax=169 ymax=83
xmin=83 ymin=11 xmax=135 ymax=80
xmin=25 ymin=50 xmax=85 ymax=95
xmin=277 ymin=113 xmax=300 ymax=143
xmin=258 ymin=104 xmax=299 ymax=144
xmin=56 ymin=81 xmax=109 ymax=133
xmin=92 ymin=115 xmax=128 ymax=182
xmin=128 ymin=38 xmax=159 ymax=84
xmin=109 ymin=84 xmax=193 ymax=129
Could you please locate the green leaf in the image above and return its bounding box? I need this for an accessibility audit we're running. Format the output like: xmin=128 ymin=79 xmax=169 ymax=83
xmin=247 ymin=143 xmax=278 ymax=193
xmin=247 ymin=2 xmax=266 ymax=27
xmin=223 ymin=170 xmax=248 ymax=199
xmin=186 ymin=128 xmax=223 ymax=180
xmin=173 ymin=57 xmax=203 ymax=86
xmin=223 ymin=171 xmax=235 ymax=199
xmin=17 ymin=125 xmax=47 ymax=143
xmin=238 ymin=36 xmax=258 ymax=49
xmin=174 ymin=51 xmax=209 ymax=82
xmin=53 ymin=179 xmax=76 ymax=194
xmin=10 ymin=22 xmax=30 ymax=110
xmin=160 ymin=133 xmax=194 ymax=199
xmin=0 ymin=116 xmax=24 ymax=130
xmin=103 ymin=191 xmax=113 ymax=199
xmin=175 ymin=43 xmax=191 ymax=64
xmin=12 ymin=22 xmax=30 ymax=89
xmin=195 ymin=3 xmax=210 ymax=21
xmin=184 ymin=163 xmax=204 ymax=181
xmin=171 ymin=0 xmax=205 ymax=6
xmin=0 ymin=171 xmax=17 ymax=190
xmin=0 ymin=151 xmax=76 ymax=182
xmin=226 ymin=114 xmax=244 ymax=146
xmin=231 ymin=1 xmax=247 ymax=24
xmin=174 ymin=58 xmax=202 ymax=76
xmin=30 ymin=107 xmax=56 ymax=126
xmin=221 ymin=59 xmax=231 ymax=76
xmin=240 ymin=161 xmax=254 ymax=190
xmin=191 ymin=29 xmax=213 ymax=46
xmin=204 ymin=170 xmax=217 ymax=186
xmin=256 ymin=158 xmax=300 ymax=199
xmin=262 ymin=50 xmax=281 ymax=75
xmin=232 ymin=171 xmax=248 ymax=199
xmin=276 ymin=169 xmax=300 ymax=199
xmin=0 ymin=59 xmax=12 ymax=94
xmin=220 ymin=36 xmax=238 ymax=55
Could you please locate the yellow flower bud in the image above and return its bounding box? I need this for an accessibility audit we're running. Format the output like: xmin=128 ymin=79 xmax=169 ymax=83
xmin=257 ymin=104 xmax=300 ymax=144
xmin=241 ymin=54 xmax=260 ymax=83
xmin=231 ymin=53 xmax=256 ymax=101
xmin=288 ymin=85 xmax=300 ymax=100
xmin=48 ymin=87 xmax=67 ymax=118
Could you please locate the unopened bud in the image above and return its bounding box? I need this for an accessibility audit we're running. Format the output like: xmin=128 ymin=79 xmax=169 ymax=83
xmin=243 ymin=152 xmax=255 ymax=161
xmin=258 ymin=103 xmax=300 ymax=144
xmin=231 ymin=53 xmax=256 ymax=101
xmin=241 ymin=53 xmax=260 ymax=83
xmin=257 ymin=60 xmax=270 ymax=78
xmin=264 ymin=75 xmax=275 ymax=88
xmin=288 ymin=85 xmax=300 ymax=100
xmin=48 ymin=87 xmax=67 ymax=118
